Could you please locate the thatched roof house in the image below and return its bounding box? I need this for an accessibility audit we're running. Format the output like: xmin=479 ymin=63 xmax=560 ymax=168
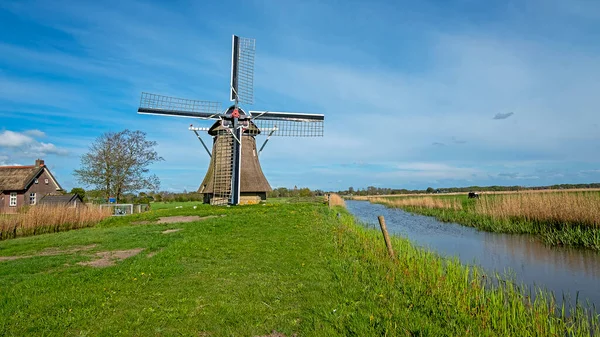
xmin=0 ymin=159 xmax=63 ymax=213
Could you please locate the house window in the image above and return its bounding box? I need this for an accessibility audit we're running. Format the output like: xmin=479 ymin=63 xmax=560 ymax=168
xmin=30 ymin=192 xmax=36 ymax=205
xmin=45 ymin=179 xmax=49 ymax=184
xmin=9 ymin=193 xmax=17 ymax=207
xmin=34 ymin=178 xmax=38 ymax=184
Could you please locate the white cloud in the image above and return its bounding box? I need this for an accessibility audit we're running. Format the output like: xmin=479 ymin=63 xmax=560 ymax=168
xmin=0 ymin=155 xmax=17 ymax=166
xmin=30 ymin=142 xmax=69 ymax=156
xmin=388 ymin=162 xmax=482 ymax=180
xmin=24 ymin=129 xmax=46 ymax=137
xmin=0 ymin=130 xmax=34 ymax=147
xmin=0 ymin=130 xmax=69 ymax=161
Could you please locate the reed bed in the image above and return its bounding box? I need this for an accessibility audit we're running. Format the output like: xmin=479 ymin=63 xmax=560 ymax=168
xmin=327 ymin=193 xmax=346 ymax=207
xmin=349 ymin=195 xmax=370 ymax=201
xmin=0 ymin=205 xmax=112 ymax=240
xmin=476 ymin=192 xmax=600 ymax=227
xmin=370 ymin=196 xmax=463 ymax=210
xmin=365 ymin=191 xmax=600 ymax=249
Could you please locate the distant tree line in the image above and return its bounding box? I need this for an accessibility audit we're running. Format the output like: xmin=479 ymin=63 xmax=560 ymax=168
xmin=96 ymin=190 xmax=204 ymax=204
xmin=332 ymin=183 xmax=600 ymax=196
xmin=68 ymin=182 xmax=600 ymax=204
xmin=71 ymin=186 xmax=327 ymax=204
xmin=267 ymin=186 xmax=326 ymax=198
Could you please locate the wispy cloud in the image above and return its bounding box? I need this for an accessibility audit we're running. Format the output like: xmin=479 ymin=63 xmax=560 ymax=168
xmin=0 ymin=130 xmax=34 ymax=148
xmin=0 ymin=130 xmax=69 ymax=165
xmin=24 ymin=129 xmax=46 ymax=138
xmin=451 ymin=137 xmax=467 ymax=144
xmin=493 ymin=112 xmax=514 ymax=120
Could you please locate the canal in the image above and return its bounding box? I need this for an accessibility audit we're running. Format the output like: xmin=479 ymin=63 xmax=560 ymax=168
xmin=346 ymin=200 xmax=600 ymax=310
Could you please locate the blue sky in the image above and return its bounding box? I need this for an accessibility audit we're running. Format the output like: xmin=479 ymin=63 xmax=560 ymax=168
xmin=1 ymin=0 xmax=599 ymax=192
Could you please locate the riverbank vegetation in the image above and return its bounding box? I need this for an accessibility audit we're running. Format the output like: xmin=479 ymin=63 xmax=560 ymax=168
xmin=357 ymin=191 xmax=600 ymax=250
xmin=1 ymin=199 xmax=598 ymax=335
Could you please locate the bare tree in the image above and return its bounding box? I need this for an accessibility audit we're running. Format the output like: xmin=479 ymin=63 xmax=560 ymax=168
xmin=74 ymin=129 xmax=164 ymax=202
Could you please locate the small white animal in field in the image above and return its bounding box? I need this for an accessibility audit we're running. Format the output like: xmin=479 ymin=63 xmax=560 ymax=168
xmin=193 ymin=206 xmax=197 ymax=209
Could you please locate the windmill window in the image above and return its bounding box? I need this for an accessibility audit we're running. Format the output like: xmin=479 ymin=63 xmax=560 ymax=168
xmin=34 ymin=178 xmax=38 ymax=184
xmin=9 ymin=193 xmax=17 ymax=207
xmin=30 ymin=192 xmax=36 ymax=205
xmin=45 ymin=179 xmax=49 ymax=184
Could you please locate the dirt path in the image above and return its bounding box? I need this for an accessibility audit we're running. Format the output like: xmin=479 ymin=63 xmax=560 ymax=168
xmin=132 ymin=215 xmax=223 ymax=225
xmin=77 ymin=248 xmax=144 ymax=268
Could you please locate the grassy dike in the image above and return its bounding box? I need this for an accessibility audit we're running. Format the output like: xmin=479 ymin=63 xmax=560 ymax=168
xmin=0 ymin=200 xmax=598 ymax=336
xmin=369 ymin=196 xmax=600 ymax=251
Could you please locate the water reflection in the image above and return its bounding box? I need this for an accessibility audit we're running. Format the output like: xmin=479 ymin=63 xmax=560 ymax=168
xmin=346 ymin=200 xmax=600 ymax=308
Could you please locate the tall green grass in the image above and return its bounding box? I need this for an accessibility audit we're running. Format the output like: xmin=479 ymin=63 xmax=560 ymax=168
xmin=335 ymin=208 xmax=600 ymax=336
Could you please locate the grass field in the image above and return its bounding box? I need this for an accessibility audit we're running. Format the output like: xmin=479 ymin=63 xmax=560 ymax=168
xmin=357 ymin=191 xmax=600 ymax=250
xmin=0 ymin=199 xmax=598 ymax=336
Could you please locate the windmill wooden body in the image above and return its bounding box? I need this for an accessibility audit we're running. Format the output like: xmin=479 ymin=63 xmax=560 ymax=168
xmin=137 ymin=35 xmax=324 ymax=205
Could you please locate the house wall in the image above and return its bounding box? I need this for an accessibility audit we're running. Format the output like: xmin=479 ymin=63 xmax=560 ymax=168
xmin=0 ymin=190 xmax=25 ymax=214
xmin=26 ymin=170 xmax=61 ymax=199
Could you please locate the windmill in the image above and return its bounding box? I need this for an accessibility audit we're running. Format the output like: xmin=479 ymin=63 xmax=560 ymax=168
xmin=137 ymin=35 xmax=324 ymax=206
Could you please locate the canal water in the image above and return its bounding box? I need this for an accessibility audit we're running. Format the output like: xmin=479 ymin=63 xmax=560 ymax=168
xmin=346 ymin=200 xmax=600 ymax=310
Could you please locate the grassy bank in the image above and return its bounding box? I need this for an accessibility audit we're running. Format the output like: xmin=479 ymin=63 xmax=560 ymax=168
xmin=364 ymin=191 xmax=600 ymax=251
xmin=0 ymin=200 xmax=598 ymax=336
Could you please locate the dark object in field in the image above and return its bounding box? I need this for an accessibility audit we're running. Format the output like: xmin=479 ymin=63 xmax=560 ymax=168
xmin=468 ymin=192 xmax=480 ymax=199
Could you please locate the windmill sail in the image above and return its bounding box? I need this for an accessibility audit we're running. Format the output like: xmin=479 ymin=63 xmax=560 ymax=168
xmin=138 ymin=92 xmax=222 ymax=119
xmin=249 ymin=111 xmax=324 ymax=137
xmin=230 ymin=35 xmax=255 ymax=104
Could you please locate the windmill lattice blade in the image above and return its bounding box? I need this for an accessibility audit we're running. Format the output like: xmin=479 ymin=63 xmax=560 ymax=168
xmin=249 ymin=111 xmax=324 ymax=121
xmin=230 ymin=35 xmax=255 ymax=105
xmin=245 ymin=111 xmax=323 ymax=137
xmin=138 ymin=92 xmax=222 ymax=119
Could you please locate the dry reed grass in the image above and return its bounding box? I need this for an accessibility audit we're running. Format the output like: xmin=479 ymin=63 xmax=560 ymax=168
xmin=349 ymin=196 xmax=370 ymax=201
xmin=370 ymin=196 xmax=463 ymax=210
xmin=0 ymin=205 xmax=112 ymax=240
xmin=327 ymin=193 xmax=346 ymax=207
xmin=476 ymin=192 xmax=600 ymax=227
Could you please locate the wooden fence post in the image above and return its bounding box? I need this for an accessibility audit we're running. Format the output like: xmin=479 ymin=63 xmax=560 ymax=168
xmin=377 ymin=215 xmax=396 ymax=261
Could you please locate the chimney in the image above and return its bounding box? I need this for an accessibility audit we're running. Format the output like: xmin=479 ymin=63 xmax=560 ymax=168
xmin=35 ymin=159 xmax=45 ymax=167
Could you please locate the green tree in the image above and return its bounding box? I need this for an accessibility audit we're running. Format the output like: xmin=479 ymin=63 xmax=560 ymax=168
xmin=69 ymin=187 xmax=86 ymax=201
xmin=426 ymin=187 xmax=435 ymax=193
xmin=298 ymin=188 xmax=313 ymax=197
xmin=74 ymin=129 xmax=164 ymax=203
